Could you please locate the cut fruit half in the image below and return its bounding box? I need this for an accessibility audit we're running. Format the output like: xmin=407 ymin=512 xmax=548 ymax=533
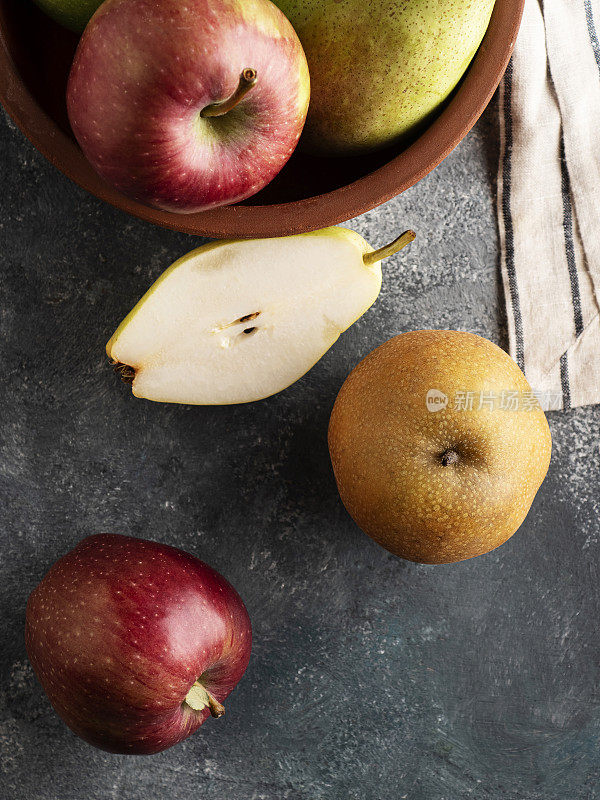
xmin=107 ymin=227 xmax=414 ymax=404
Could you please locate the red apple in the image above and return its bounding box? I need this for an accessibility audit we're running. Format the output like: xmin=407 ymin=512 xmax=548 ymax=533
xmin=25 ymin=534 xmax=252 ymax=754
xmin=66 ymin=0 xmax=310 ymax=213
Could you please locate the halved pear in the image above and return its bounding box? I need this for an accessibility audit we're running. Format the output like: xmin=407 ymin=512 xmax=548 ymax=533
xmin=107 ymin=227 xmax=415 ymax=404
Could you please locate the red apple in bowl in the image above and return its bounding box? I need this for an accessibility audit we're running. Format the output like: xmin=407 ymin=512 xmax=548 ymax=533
xmin=25 ymin=534 xmax=252 ymax=754
xmin=66 ymin=0 xmax=310 ymax=213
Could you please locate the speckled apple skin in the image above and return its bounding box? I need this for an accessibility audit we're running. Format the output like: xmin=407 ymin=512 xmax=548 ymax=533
xmin=25 ymin=534 xmax=252 ymax=754
xmin=66 ymin=0 xmax=310 ymax=213
xmin=328 ymin=331 xmax=553 ymax=564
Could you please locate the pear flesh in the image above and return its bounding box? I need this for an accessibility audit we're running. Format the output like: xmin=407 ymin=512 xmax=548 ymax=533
xmin=107 ymin=229 xmax=412 ymax=405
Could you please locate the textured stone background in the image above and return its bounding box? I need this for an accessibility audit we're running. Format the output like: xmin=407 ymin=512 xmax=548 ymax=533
xmin=1 ymin=94 xmax=600 ymax=800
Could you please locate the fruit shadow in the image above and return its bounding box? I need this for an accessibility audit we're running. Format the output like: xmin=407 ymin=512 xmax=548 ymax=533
xmin=165 ymin=366 xmax=354 ymax=564
xmin=478 ymin=91 xmax=510 ymax=352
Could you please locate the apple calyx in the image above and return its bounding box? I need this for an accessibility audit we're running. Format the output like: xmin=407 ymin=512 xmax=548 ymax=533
xmin=184 ymin=681 xmax=226 ymax=718
xmin=440 ymin=449 xmax=459 ymax=466
xmin=201 ymin=68 xmax=258 ymax=118
xmin=362 ymin=230 xmax=416 ymax=266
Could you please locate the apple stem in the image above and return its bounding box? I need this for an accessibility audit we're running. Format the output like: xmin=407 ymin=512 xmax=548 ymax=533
xmin=206 ymin=691 xmax=226 ymax=718
xmin=363 ymin=230 xmax=416 ymax=266
xmin=201 ymin=68 xmax=258 ymax=118
xmin=184 ymin=681 xmax=225 ymax=718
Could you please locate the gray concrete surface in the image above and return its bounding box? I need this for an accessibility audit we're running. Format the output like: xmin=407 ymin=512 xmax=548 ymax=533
xmin=1 ymin=96 xmax=599 ymax=800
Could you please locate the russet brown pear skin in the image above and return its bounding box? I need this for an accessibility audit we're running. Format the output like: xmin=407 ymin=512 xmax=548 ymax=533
xmin=328 ymin=331 xmax=552 ymax=564
xmin=25 ymin=534 xmax=252 ymax=753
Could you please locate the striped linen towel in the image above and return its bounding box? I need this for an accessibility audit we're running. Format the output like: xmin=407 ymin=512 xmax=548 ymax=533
xmin=498 ymin=0 xmax=600 ymax=410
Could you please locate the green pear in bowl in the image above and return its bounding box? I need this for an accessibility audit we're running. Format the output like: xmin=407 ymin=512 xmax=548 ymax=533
xmin=107 ymin=229 xmax=415 ymax=404
xmin=32 ymin=0 xmax=104 ymax=32
xmin=272 ymin=0 xmax=496 ymax=154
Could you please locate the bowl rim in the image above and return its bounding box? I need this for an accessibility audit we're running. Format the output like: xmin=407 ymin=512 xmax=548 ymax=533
xmin=0 ymin=0 xmax=524 ymax=239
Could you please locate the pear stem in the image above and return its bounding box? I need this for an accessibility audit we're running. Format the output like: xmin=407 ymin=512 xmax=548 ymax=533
xmin=184 ymin=681 xmax=225 ymax=718
xmin=363 ymin=230 xmax=416 ymax=266
xmin=201 ymin=68 xmax=258 ymax=118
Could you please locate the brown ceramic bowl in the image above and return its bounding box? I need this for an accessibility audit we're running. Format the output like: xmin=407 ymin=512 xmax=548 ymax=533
xmin=0 ymin=0 xmax=523 ymax=239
